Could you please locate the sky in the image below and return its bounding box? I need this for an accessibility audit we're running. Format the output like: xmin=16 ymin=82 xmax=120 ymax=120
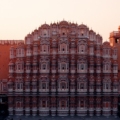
xmin=0 ymin=0 xmax=120 ymax=41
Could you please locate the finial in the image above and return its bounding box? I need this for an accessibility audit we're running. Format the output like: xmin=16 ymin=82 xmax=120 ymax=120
xmin=118 ymin=26 xmax=120 ymax=31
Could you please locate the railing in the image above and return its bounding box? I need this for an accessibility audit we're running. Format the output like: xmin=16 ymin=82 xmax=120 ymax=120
xmin=58 ymin=70 xmax=69 ymax=73
xmin=6 ymin=91 xmax=119 ymax=96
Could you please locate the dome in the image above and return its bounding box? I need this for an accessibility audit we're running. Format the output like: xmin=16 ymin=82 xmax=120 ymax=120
xmin=59 ymin=20 xmax=69 ymax=25
xmin=41 ymin=23 xmax=50 ymax=28
xmin=103 ymin=41 xmax=110 ymax=47
xmin=118 ymin=26 xmax=120 ymax=31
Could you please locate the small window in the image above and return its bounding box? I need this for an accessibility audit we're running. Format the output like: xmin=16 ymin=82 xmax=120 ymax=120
xmin=80 ymin=101 xmax=84 ymax=107
xmin=61 ymin=101 xmax=65 ymax=107
xmin=81 ymin=64 xmax=84 ymax=70
xmin=80 ymin=83 xmax=84 ymax=89
xmin=42 ymin=64 xmax=46 ymax=70
xmin=106 ymin=84 xmax=109 ymax=89
xmin=42 ymin=83 xmax=46 ymax=89
xmin=61 ymin=82 xmax=66 ymax=89
xmin=115 ymin=39 xmax=119 ymax=43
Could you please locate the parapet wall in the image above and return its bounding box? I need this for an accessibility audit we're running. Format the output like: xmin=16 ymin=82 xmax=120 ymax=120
xmin=0 ymin=40 xmax=24 ymax=45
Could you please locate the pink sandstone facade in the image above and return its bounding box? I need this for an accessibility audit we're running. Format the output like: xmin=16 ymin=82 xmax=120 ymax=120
xmin=0 ymin=21 xmax=119 ymax=116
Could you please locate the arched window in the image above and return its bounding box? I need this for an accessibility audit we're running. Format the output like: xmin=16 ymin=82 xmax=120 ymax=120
xmin=80 ymin=101 xmax=84 ymax=107
xmin=61 ymin=81 xmax=66 ymax=89
xmin=78 ymin=45 xmax=85 ymax=53
xmin=42 ymin=45 xmax=49 ymax=53
xmin=42 ymin=83 xmax=46 ymax=89
xmin=43 ymin=29 xmax=48 ymax=36
xmin=78 ymin=62 xmax=87 ymax=70
xmin=16 ymin=82 xmax=23 ymax=90
xmin=106 ymin=64 xmax=109 ymax=70
xmin=42 ymin=64 xmax=46 ymax=70
xmin=80 ymin=83 xmax=84 ymax=89
xmin=61 ymin=101 xmax=65 ymax=107
xmin=81 ymin=64 xmax=84 ymax=70
xmin=60 ymin=43 xmax=68 ymax=53
xmin=42 ymin=101 xmax=46 ymax=107
xmin=16 ymin=102 xmax=21 ymax=108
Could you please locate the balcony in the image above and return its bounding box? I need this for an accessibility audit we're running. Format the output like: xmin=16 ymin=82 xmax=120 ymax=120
xmin=77 ymin=70 xmax=87 ymax=73
xmin=51 ymin=89 xmax=56 ymax=92
xmin=70 ymin=108 xmax=75 ymax=111
xmin=8 ymin=89 xmax=13 ymax=92
xmin=51 ymin=70 xmax=57 ymax=73
xmin=70 ymin=89 xmax=75 ymax=93
xmin=89 ymin=89 xmax=94 ymax=93
xmin=96 ymin=70 xmax=101 ymax=73
xmin=26 ymin=69 xmax=31 ymax=73
xmin=24 ymin=89 xmax=30 ymax=93
xmin=51 ymin=107 xmax=56 ymax=116
xmin=58 ymin=69 xmax=69 ymax=73
xmin=25 ymin=107 xmax=30 ymax=116
xmin=89 ymin=108 xmax=94 ymax=111
xmin=15 ymin=107 xmax=23 ymax=116
xmin=112 ymin=89 xmax=118 ymax=92
xmin=96 ymin=88 xmax=101 ymax=93
xmin=58 ymin=51 xmax=69 ymax=54
xmin=77 ymin=89 xmax=87 ymax=93
xmin=10 ymin=55 xmax=15 ymax=59
xmin=33 ymin=52 xmax=38 ymax=56
xmin=26 ymin=53 xmax=32 ymax=57
xmin=39 ymin=107 xmax=49 ymax=116
xmin=39 ymin=89 xmax=49 ymax=93
xmin=50 ymin=107 xmax=56 ymax=111
xmin=102 ymin=55 xmax=111 ymax=58
xmin=31 ymin=107 xmax=37 ymax=116
xmin=103 ymin=89 xmax=111 ymax=93
xmin=102 ymin=107 xmax=111 ymax=111
xmin=70 ymin=50 xmax=76 ymax=54
xmin=113 ymin=70 xmax=118 ymax=73
xmin=57 ymin=107 xmax=69 ymax=116
xmin=95 ymin=108 xmax=101 ymax=111
xmin=89 ymin=52 xmax=94 ymax=56
xmin=77 ymin=107 xmax=87 ymax=116
xmin=31 ymin=89 xmax=37 ymax=93
xmin=33 ymin=69 xmax=38 ymax=73
xmin=8 ymin=107 xmax=13 ymax=115
xmin=57 ymin=89 xmax=69 ymax=93
xmin=95 ymin=108 xmax=101 ymax=116
xmin=70 ymin=70 xmax=76 ymax=74
xmin=9 ymin=69 xmax=14 ymax=73
xmin=16 ymin=70 xmax=24 ymax=74
xmin=112 ymin=55 xmax=117 ymax=60
xmin=102 ymin=70 xmax=111 ymax=73
xmin=15 ymin=89 xmax=23 ymax=93
xmin=52 ymin=51 xmax=57 ymax=54
xmin=39 ymin=70 xmax=50 ymax=73
xmin=89 ymin=70 xmax=94 ymax=73
xmin=40 ymin=52 xmax=50 ymax=55
xmin=16 ymin=54 xmax=24 ymax=58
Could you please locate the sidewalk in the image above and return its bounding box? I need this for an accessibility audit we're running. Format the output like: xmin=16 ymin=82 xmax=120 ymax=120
xmin=6 ymin=115 xmax=120 ymax=120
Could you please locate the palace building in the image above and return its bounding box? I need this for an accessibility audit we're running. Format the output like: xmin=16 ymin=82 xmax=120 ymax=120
xmin=109 ymin=26 xmax=120 ymax=116
xmin=0 ymin=21 xmax=119 ymax=116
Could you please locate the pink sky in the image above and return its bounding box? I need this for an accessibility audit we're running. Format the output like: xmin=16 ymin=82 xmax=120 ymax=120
xmin=0 ymin=0 xmax=120 ymax=41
